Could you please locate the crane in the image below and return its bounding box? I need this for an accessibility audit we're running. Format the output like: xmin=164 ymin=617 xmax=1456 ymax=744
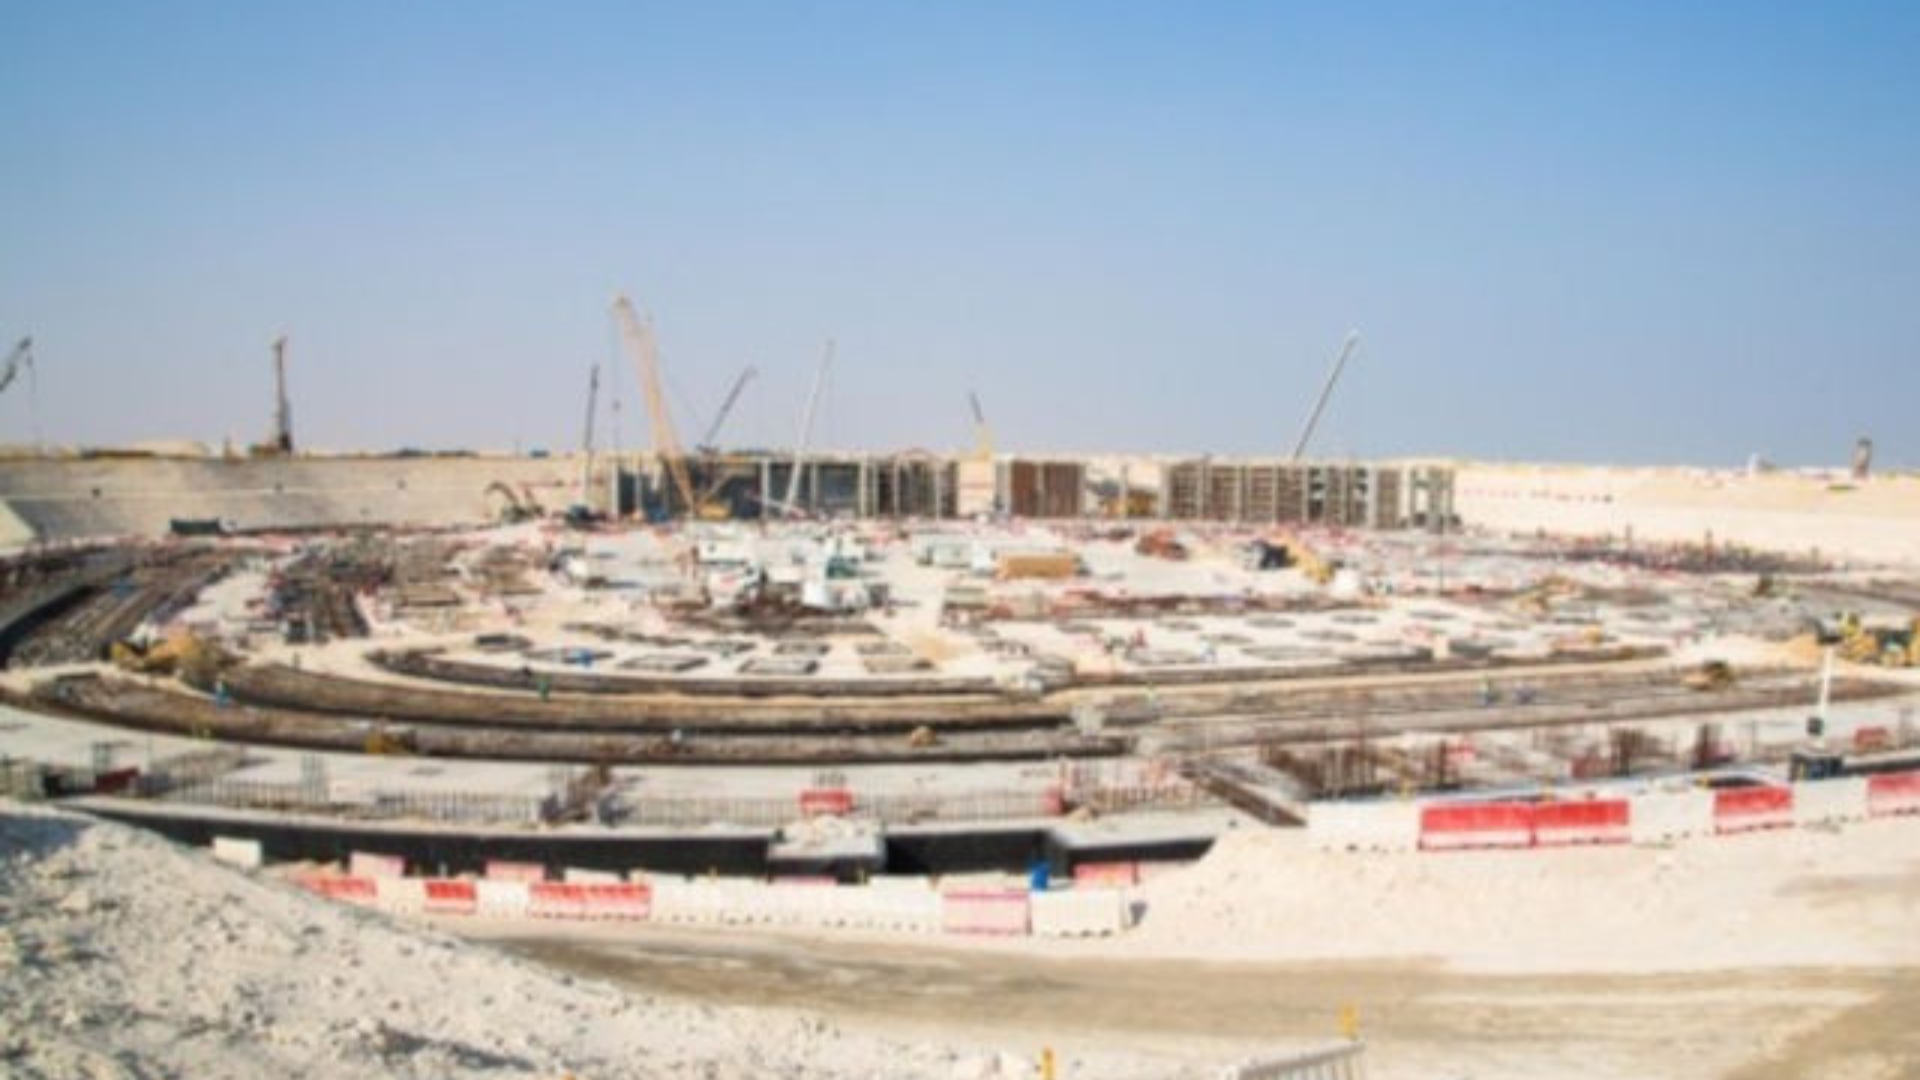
xmin=270 ymin=335 xmax=293 ymax=454
xmin=1289 ymin=330 xmax=1361 ymax=462
xmin=577 ymin=363 xmax=600 ymax=512
xmin=610 ymin=295 xmax=699 ymax=516
xmin=779 ymin=339 xmax=834 ymax=517
xmin=0 ymin=337 xmax=30 ymax=397
xmin=0 ymin=336 xmax=40 ymax=450
xmin=698 ymin=365 xmax=757 ymax=452
xmin=967 ymin=390 xmax=993 ymax=460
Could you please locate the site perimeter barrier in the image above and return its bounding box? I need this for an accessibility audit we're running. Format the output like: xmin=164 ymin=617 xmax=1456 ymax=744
xmin=422 ymin=879 xmax=478 ymax=916
xmin=1712 ymin=786 xmax=1794 ymax=834
xmin=1629 ymin=790 xmax=1715 ymax=844
xmin=528 ymin=882 xmax=590 ymax=919
xmin=1307 ymin=801 xmax=1420 ymax=853
xmin=1418 ymin=802 xmax=1534 ymax=850
xmin=1868 ymin=772 xmax=1920 ymax=817
xmin=299 ymin=874 xmax=377 ymax=906
xmin=211 ymin=836 xmax=263 ymax=869
xmin=476 ymin=879 xmax=531 ymax=917
xmin=941 ymin=888 xmax=1031 ymax=935
xmin=1531 ymin=799 xmax=1630 ymax=846
xmin=1792 ymin=777 xmax=1869 ymax=826
xmin=1030 ymin=887 xmax=1131 ymax=937
xmin=483 ymin=860 xmax=546 ymax=883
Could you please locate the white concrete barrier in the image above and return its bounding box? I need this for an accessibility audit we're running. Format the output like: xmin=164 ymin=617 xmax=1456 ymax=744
xmin=373 ymin=875 xmax=426 ymax=915
xmin=1629 ymin=789 xmax=1715 ymax=845
xmin=562 ymin=867 xmax=622 ymax=884
xmin=210 ymin=836 xmax=262 ymax=870
xmin=475 ymin=879 xmax=530 ymax=917
xmin=1306 ymin=800 xmax=1420 ymax=852
xmin=1030 ymin=887 xmax=1130 ymax=938
xmin=1791 ymin=777 xmax=1869 ymax=826
xmin=348 ymin=851 xmax=406 ymax=879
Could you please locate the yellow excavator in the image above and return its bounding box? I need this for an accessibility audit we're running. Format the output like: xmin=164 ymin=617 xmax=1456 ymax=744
xmin=110 ymin=633 xmax=223 ymax=681
xmin=1837 ymin=613 xmax=1920 ymax=668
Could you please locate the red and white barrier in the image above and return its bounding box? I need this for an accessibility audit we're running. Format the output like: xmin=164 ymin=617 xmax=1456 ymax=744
xmin=528 ymin=882 xmax=589 ymax=919
xmin=374 ymin=875 xmax=427 ymax=915
xmin=580 ymin=883 xmax=651 ymax=920
xmin=1418 ymin=802 xmax=1533 ymax=850
xmin=422 ymin=879 xmax=477 ymax=916
xmin=1792 ymin=777 xmax=1869 ymax=826
xmin=798 ymin=788 xmax=855 ymax=817
xmin=1071 ymin=861 xmax=1139 ymax=887
xmin=1713 ymin=786 xmax=1793 ymax=834
xmin=484 ymin=860 xmax=545 ymax=882
xmin=348 ymin=851 xmax=405 ymax=879
xmin=563 ymin=867 xmax=622 ymax=884
xmin=1867 ymin=771 xmax=1920 ymax=817
xmin=1532 ymin=799 xmax=1630 ymax=846
xmin=1308 ymin=800 xmax=1421 ymax=852
xmin=301 ymin=874 xmax=377 ymax=906
xmin=475 ymin=879 xmax=531 ymax=917
xmin=1629 ymin=789 xmax=1714 ymax=844
xmin=1030 ymin=887 xmax=1130 ymax=938
xmin=940 ymin=888 xmax=1030 ymax=935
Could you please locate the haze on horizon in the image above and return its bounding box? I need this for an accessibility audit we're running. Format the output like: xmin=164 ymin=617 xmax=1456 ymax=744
xmin=1 ymin=2 xmax=1915 ymax=469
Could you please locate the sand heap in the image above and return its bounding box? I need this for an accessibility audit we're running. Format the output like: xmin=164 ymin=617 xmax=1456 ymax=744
xmin=0 ymin=803 xmax=1107 ymax=1080
xmin=1119 ymin=818 xmax=1920 ymax=974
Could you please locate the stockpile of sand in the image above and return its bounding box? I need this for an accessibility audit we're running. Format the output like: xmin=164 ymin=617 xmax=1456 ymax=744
xmin=0 ymin=804 xmax=1146 ymax=1080
xmin=1117 ymin=818 xmax=1920 ymax=974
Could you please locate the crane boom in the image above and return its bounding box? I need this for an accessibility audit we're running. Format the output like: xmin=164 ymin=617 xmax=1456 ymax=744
xmin=0 ymin=337 xmax=29 ymax=396
xmin=699 ymin=365 xmax=757 ymax=450
xmin=781 ymin=339 xmax=834 ymax=515
xmin=967 ymin=390 xmax=992 ymax=459
xmin=1289 ymin=330 xmax=1361 ymax=462
xmin=611 ymin=295 xmax=698 ymax=513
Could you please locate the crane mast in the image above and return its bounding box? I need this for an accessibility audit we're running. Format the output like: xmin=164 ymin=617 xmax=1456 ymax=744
xmin=271 ymin=335 xmax=293 ymax=454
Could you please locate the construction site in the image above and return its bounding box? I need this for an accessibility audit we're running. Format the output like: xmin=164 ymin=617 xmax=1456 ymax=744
xmin=4 ymin=298 xmax=1920 ymax=1080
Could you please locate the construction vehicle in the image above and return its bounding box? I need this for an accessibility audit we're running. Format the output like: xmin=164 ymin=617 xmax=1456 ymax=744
xmin=1255 ymin=532 xmax=1333 ymax=584
xmin=1684 ymin=659 xmax=1737 ymax=691
xmin=249 ymin=336 xmax=294 ymax=456
xmin=1836 ymin=613 xmax=1920 ymax=667
xmin=567 ymin=364 xmax=605 ymax=524
xmin=110 ymin=633 xmax=224 ymax=681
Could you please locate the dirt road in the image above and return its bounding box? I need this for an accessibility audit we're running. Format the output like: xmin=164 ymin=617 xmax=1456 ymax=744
xmin=478 ymin=924 xmax=1920 ymax=1079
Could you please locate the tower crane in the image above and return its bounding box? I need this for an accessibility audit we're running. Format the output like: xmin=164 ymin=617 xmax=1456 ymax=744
xmin=1289 ymin=330 xmax=1361 ymax=462
xmin=698 ymin=366 xmax=757 ymax=452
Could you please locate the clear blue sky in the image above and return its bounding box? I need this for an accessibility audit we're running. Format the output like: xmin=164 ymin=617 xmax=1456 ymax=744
xmin=2 ymin=2 xmax=1915 ymax=466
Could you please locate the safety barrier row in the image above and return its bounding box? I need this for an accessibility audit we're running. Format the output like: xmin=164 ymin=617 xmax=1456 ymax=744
xmin=290 ymin=871 xmax=1127 ymax=937
xmin=1305 ymin=768 xmax=1920 ymax=854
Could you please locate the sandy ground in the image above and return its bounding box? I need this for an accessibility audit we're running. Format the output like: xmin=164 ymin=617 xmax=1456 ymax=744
xmin=0 ymin=803 xmax=1176 ymax=1080
xmin=452 ymin=817 xmax=1920 ymax=1080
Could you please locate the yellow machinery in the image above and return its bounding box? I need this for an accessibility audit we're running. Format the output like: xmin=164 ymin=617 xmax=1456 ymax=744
xmin=612 ymin=295 xmax=734 ymax=520
xmin=1837 ymin=613 xmax=1920 ymax=668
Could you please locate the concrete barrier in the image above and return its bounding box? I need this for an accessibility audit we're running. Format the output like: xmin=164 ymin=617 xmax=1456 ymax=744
xmin=301 ymin=874 xmax=378 ymax=906
xmin=422 ymin=879 xmax=478 ymax=916
xmin=374 ymin=875 xmax=427 ymax=915
xmin=1030 ymin=887 xmax=1130 ymax=938
xmin=940 ymin=888 xmax=1030 ymax=935
xmin=1532 ymin=799 xmax=1630 ymax=846
xmin=1867 ymin=771 xmax=1920 ymax=817
xmin=1418 ymin=802 xmax=1533 ymax=851
xmin=210 ymin=836 xmax=263 ymax=869
xmin=1306 ymin=800 xmax=1420 ymax=853
xmin=562 ymin=867 xmax=622 ymax=884
xmin=1071 ymin=861 xmax=1140 ymax=887
xmin=475 ymin=879 xmax=530 ymax=917
xmin=484 ymin=860 xmax=545 ymax=882
xmin=1629 ymin=789 xmax=1715 ymax=844
xmin=1791 ymin=777 xmax=1870 ymax=826
xmin=1713 ymin=786 xmax=1793 ymax=834
xmin=528 ymin=882 xmax=589 ymax=919
xmin=580 ymin=882 xmax=651 ymax=920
